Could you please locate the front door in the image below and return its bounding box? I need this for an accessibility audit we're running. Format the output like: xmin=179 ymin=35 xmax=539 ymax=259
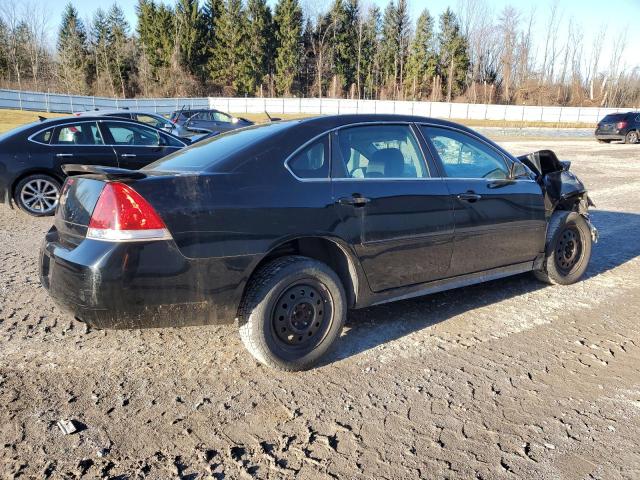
xmin=98 ymin=120 xmax=183 ymax=170
xmin=420 ymin=125 xmax=546 ymax=276
xmin=331 ymin=124 xmax=454 ymax=292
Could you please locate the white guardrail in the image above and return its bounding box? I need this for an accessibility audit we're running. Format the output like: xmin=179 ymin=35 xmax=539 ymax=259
xmin=0 ymin=88 xmax=635 ymax=124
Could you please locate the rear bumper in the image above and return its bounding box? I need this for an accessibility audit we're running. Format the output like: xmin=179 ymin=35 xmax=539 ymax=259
xmin=40 ymin=227 xmax=253 ymax=329
xmin=594 ymin=132 xmax=625 ymax=141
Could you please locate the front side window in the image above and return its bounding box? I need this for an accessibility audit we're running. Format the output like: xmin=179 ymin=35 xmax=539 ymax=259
xmin=213 ymin=112 xmax=232 ymax=123
xmin=53 ymin=122 xmax=103 ymax=145
xmin=333 ymin=125 xmax=429 ymax=179
xmin=287 ymin=136 xmax=329 ymax=179
xmin=422 ymin=127 xmax=510 ymax=180
xmin=102 ymin=121 xmax=161 ymax=146
xmin=136 ymin=114 xmax=168 ymax=129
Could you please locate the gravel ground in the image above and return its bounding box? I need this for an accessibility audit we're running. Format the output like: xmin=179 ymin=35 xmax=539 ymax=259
xmin=1 ymin=139 xmax=639 ymax=479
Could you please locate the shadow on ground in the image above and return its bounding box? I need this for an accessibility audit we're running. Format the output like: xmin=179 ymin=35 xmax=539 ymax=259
xmin=324 ymin=209 xmax=640 ymax=365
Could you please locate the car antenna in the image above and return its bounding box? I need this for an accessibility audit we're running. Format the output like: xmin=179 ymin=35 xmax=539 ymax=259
xmin=38 ymin=115 xmax=47 ymax=122
xmin=265 ymin=111 xmax=272 ymax=122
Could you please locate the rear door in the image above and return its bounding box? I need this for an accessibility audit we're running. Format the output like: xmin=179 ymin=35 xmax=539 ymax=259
xmin=98 ymin=120 xmax=185 ymax=170
xmin=420 ymin=125 xmax=546 ymax=276
xmin=49 ymin=121 xmax=117 ymax=168
xmin=329 ymin=123 xmax=454 ymax=292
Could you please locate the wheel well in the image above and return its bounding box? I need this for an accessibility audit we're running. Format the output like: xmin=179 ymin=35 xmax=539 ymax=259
xmin=247 ymin=237 xmax=359 ymax=309
xmin=553 ymin=193 xmax=590 ymax=215
xmin=11 ymin=170 xmax=63 ymax=199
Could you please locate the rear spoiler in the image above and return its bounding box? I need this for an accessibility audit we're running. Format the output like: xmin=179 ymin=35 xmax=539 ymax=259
xmin=61 ymin=164 xmax=146 ymax=180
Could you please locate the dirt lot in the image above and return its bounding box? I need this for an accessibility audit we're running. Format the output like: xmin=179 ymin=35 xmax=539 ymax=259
xmin=1 ymin=138 xmax=639 ymax=479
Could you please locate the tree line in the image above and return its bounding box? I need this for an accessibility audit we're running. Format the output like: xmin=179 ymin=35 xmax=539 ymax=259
xmin=0 ymin=0 xmax=638 ymax=107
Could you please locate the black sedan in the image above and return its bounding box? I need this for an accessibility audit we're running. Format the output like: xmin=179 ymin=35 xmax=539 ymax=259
xmin=40 ymin=115 xmax=597 ymax=370
xmin=0 ymin=116 xmax=187 ymax=216
xmin=169 ymin=108 xmax=253 ymax=134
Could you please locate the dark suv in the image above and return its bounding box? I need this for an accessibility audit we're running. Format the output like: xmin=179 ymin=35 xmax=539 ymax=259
xmin=595 ymin=112 xmax=640 ymax=144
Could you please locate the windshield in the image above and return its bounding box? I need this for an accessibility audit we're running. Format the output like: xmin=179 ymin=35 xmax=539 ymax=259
xmin=143 ymin=121 xmax=294 ymax=172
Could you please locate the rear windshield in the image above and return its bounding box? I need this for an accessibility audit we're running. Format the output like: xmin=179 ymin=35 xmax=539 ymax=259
xmin=601 ymin=113 xmax=628 ymax=122
xmin=143 ymin=121 xmax=294 ymax=172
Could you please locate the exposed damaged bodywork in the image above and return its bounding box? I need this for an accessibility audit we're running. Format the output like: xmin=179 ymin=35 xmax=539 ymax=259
xmin=518 ymin=150 xmax=598 ymax=242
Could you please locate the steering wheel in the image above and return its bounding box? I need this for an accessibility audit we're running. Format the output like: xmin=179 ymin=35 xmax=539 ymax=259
xmin=125 ymin=134 xmax=135 ymax=145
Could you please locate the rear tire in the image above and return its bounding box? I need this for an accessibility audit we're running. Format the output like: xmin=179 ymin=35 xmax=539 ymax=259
xmin=624 ymin=130 xmax=639 ymax=144
xmin=238 ymin=256 xmax=346 ymax=371
xmin=14 ymin=174 xmax=61 ymax=217
xmin=534 ymin=211 xmax=592 ymax=285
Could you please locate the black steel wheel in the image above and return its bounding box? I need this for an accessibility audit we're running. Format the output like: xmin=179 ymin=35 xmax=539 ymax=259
xmin=239 ymin=256 xmax=346 ymax=371
xmin=554 ymin=226 xmax=583 ymax=274
xmin=272 ymin=281 xmax=333 ymax=349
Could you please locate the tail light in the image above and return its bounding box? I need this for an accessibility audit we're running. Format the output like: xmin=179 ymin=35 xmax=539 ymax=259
xmin=616 ymin=121 xmax=628 ymax=130
xmin=87 ymin=182 xmax=171 ymax=242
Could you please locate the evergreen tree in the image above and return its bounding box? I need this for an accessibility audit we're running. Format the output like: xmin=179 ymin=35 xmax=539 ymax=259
xmin=437 ymin=8 xmax=469 ymax=101
xmin=107 ymin=4 xmax=134 ymax=97
xmin=57 ymin=3 xmax=89 ymax=93
xmin=405 ymin=9 xmax=436 ymax=100
xmin=274 ymin=0 xmax=303 ymax=96
xmin=175 ymin=0 xmax=205 ymax=75
xmin=380 ymin=0 xmax=411 ymax=99
xmin=360 ymin=6 xmax=381 ymax=99
xmin=246 ymin=0 xmax=274 ymax=96
xmin=136 ymin=0 xmax=175 ymax=74
xmin=209 ymin=0 xmax=252 ymax=95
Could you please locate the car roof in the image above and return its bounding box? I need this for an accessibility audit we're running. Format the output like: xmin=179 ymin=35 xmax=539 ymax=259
xmin=8 ymin=115 xmax=185 ymax=141
xmin=74 ymin=109 xmax=164 ymax=116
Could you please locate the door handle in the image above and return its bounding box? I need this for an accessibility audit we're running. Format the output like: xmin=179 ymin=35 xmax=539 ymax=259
xmin=121 ymin=153 xmax=137 ymax=158
xmin=56 ymin=153 xmax=74 ymax=158
xmin=456 ymin=192 xmax=482 ymax=202
xmin=337 ymin=195 xmax=371 ymax=207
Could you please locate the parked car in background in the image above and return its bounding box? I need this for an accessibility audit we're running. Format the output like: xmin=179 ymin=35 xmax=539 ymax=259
xmin=0 ymin=116 xmax=187 ymax=216
xmin=75 ymin=109 xmax=196 ymax=139
xmin=169 ymin=108 xmax=253 ymax=134
xmin=595 ymin=112 xmax=640 ymax=144
xmin=40 ymin=115 xmax=597 ymax=370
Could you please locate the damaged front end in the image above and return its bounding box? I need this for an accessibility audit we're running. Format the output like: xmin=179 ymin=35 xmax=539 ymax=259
xmin=518 ymin=150 xmax=598 ymax=243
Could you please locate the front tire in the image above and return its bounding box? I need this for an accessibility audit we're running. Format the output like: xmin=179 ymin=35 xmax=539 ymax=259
xmin=624 ymin=130 xmax=639 ymax=144
xmin=534 ymin=211 xmax=592 ymax=285
xmin=14 ymin=174 xmax=61 ymax=216
xmin=238 ymin=256 xmax=346 ymax=371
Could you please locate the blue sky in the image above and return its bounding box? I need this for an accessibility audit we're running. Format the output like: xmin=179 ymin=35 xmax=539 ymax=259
xmin=37 ymin=0 xmax=640 ymax=70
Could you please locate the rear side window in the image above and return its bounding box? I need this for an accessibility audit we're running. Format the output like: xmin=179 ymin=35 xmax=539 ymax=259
xmin=287 ymin=137 xmax=329 ymax=179
xmin=53 ymin=122 xmax=104 ymax=145
xmin=31 ymin=128 xmax=53 ymax=144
